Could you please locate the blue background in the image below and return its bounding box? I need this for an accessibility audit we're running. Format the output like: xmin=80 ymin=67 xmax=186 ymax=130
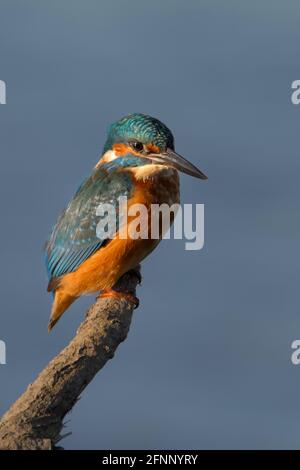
xmin=1 ymin=0 xmax=300 ymax=449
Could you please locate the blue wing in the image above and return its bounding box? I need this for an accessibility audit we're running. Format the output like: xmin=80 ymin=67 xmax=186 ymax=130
xmin=45 ymin=165 xmax=133 ymax=284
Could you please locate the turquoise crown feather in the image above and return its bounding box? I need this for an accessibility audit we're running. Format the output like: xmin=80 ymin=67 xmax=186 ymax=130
xmin=103 ymin=113 xmax=174 ymax=153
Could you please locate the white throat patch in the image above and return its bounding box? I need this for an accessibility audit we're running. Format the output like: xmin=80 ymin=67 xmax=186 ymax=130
xmin=130 ymin=165 xmax=176 ymax=182
xmin=95 ymin=150 xmax=118 ymax=168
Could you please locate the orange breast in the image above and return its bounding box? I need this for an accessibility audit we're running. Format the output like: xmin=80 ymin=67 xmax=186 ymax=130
xmin=58 ymin=168 xmax=180 ymax=297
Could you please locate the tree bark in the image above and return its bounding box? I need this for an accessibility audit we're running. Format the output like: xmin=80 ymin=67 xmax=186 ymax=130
xmin=0 ymin=269 xmax=140 ymax=450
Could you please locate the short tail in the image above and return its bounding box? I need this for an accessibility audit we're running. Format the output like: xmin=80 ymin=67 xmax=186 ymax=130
xmin=48 ymin=288 xmax=76 ymax=331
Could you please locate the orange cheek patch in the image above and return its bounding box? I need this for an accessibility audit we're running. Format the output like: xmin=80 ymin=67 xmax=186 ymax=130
xmin=113 ymin=143 xmax=141 ymax=157
xmin=113 ymin=143 xmax=129 ymax=156
xmin=146 ymin=143 xmax=160 ymax=154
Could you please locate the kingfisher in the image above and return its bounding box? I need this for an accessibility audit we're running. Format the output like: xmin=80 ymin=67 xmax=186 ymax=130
xmin=45 ymin=113 xmax=207 ymax=331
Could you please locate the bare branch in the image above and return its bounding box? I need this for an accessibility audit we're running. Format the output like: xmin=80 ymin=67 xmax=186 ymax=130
xmin=0 ymin=269 xmax=140 ymax=450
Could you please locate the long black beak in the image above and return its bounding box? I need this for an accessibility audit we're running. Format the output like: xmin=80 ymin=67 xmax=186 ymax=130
xmin=149 ymin=148 xmax=207 ymax=180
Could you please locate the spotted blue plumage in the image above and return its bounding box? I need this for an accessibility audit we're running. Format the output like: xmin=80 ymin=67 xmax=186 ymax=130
xmin=45 ymin=166 xmax=133 ymax=281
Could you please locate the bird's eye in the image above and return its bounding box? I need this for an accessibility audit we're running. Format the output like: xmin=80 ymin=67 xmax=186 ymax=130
xmin=131 ymin=141 xmax=144 ymax=152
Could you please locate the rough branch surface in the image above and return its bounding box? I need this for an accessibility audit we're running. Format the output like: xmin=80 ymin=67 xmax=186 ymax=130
xmin=0 ymin=270 xmax=140 ymax=450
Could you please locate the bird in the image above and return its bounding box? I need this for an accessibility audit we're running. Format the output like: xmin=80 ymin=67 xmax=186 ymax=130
xmin=45 ymin=113 xmax=207 ymax=331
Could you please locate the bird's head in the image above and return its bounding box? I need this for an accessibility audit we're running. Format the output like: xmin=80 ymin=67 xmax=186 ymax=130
xmin=99 ymin=113 xmax=207 ymax=179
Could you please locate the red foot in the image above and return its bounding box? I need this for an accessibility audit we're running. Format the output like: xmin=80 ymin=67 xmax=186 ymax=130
xmin=99 ymin=289 xmax=139 ymax=309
